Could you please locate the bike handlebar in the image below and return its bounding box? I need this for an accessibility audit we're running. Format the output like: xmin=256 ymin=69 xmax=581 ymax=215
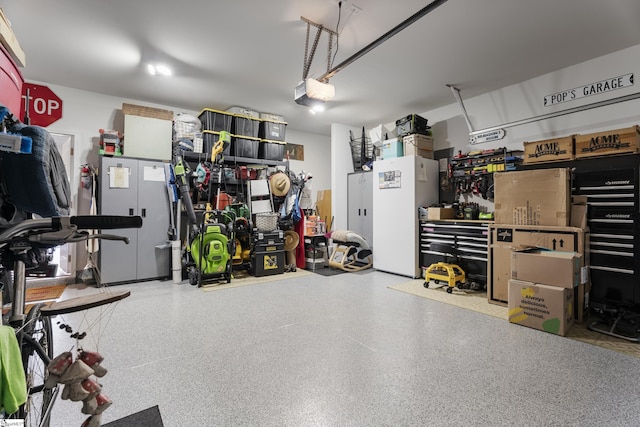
xmin=0 ymin=215 xmax=143 ymax=247
xmin=68 ymin=215 xmax=143 ymax=230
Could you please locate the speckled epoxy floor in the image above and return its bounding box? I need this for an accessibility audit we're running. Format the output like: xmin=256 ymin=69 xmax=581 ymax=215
xmin=49 ymin=270 xmax=640 ymax=427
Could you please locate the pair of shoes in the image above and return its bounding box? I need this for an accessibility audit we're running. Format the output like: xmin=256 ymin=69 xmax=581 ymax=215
xmin=284 ymin=264 xmax=297 ymax=273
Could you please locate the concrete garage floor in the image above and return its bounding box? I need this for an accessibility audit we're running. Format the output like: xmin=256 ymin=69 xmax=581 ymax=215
xmin=51 ymin=270 xmax=640 ymax=427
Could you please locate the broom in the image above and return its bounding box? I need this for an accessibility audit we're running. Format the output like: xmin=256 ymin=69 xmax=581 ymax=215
xmin=78 ymin=164 xmax=101 ymax=285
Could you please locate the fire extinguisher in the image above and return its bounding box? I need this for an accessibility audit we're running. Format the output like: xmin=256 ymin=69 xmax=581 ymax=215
xmin=81 ymin=165 xmax=92 ymax=189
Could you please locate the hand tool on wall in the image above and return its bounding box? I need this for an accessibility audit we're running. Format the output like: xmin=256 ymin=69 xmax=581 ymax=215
xmin=173 ymin=155 xmax=197 ymax=225
xmin=211 ymin=131 xmax=232 ymax=210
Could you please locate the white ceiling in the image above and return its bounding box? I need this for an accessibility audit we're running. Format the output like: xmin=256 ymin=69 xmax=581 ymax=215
xmin=3 ymin=0 xmax=640 ymax=136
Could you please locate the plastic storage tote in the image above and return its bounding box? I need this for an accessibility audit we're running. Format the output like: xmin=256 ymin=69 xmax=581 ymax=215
xmin=232 ymin=114 xmax=260 ymax=138
xmin=232 ymin=135 xmax=260 ymax=158
xmin=199 ymin=108 xmax=233 ymax=132
xmin=202 ymin=130 xmax=231 ymax=156
xmin=259 ymin=139 xmax=285 ymax=161
xmin=259 ymin=119 xmax=287 ymax=141
xmin=226 ymin=106 xmax=259 ymax=118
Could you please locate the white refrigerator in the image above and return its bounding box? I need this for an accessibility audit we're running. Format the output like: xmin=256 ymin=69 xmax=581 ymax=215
xmin=372 ymin=155 xmax=439 ymax=277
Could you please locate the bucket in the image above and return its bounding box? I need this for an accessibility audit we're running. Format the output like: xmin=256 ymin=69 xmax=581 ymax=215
xmin=171 ymin=239 xmax=182 ymax=284
xmin=214 ymin=192 xmax=232 ymax=210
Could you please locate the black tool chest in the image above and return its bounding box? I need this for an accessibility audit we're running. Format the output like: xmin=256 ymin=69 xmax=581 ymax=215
xmin=250 ymin=230 xmax=285 ymax=276
xmin=573 ymin=159 xmax=639 ymax=309
xmin=524 ymin=154 xmax=640 ymax=310
xmin=419 ymin=220 xmax=491 ymax=286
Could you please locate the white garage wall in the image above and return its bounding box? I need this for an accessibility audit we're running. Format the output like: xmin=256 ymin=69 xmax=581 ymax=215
xmin=285 ymin=128 xmax=331 ymax=209
xmin=30 ymin=82 xmax=331 ymax=271
xmin=330 ymin=43 xmax=640 ymax=224
xmin=34 ymin=82 xmax=331 ymax=214
xmin=423 ymin=43 xmax=640 ymax=154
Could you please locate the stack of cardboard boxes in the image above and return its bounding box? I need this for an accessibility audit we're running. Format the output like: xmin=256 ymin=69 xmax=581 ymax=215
xmin=487 ymin=168 xmax=590 ymax=335
xmin=381 ymin=114 xmax=435 ymax=160
xmin=508 ymin=250 xmax=585 ymax=336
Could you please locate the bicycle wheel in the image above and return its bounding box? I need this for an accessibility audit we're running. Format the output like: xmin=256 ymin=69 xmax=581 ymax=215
xmin=14 ymin=303 xmax=55 ymax=427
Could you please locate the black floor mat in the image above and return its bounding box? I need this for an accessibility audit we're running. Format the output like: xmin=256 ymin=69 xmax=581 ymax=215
xmin=104 ymin=406 xmax=164 ymax=427
xmin=312 ymin=267 xmax=347 ymax=277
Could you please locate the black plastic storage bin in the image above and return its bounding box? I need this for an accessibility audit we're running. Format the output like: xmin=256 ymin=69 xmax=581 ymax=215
xmin=199 ymin=108 xmax=233 ymax=132
xmin=250 ymin=231 xmax=285 ymax=276
xmin=202 ymin=130 xmax=231 ymax=156
xmin=396 ymin=114 xmax=430 ymax=136
xmin=232 ymin=114 xmax=260 ymax=138
xmin=232 ymin=135 xmax=260 ymax=158
xmin=259 ymin=139 xmax=285 ymax=161
xmin=259 ymin=119 xmax=287 ymax=141
xmin=250 ymin=247 xmax=285 ymax=276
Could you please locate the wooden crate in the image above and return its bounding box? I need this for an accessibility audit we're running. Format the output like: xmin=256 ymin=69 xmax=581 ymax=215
xmin=575 ymin=125 xmax=640 ymax=159
xmin=0 ymin=9 xmax=26 ymax=67
xmin=523 ymin=135 xmax=574 ymax=164
xmin=122 ymin=103 xmax=173 ymax=120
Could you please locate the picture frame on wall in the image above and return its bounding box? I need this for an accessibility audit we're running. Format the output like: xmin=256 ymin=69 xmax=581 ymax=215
xmin=285 ymin=143 xmax=304 ymax=161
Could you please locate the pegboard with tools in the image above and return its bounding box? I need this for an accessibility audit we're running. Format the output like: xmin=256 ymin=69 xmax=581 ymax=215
xmin=449 ymin=147 xmax=522 ymax=199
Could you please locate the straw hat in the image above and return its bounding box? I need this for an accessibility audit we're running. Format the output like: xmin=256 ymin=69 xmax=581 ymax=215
xmin=284 ymin=230 xmax=300 ymax=251
xmin=270 ymin=172 xmax=291 ymax=197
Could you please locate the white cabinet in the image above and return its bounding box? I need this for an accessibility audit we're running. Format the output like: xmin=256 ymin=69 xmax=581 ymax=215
xmin=98 ymin=156 xmax=171 ymax=284
xmin=347 ymin=171 xmax=373 ymax=248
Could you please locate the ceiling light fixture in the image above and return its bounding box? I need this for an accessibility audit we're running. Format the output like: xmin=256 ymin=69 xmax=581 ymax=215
xmin=147 ymin=63 xmax=172 ymax=77
xmin=309 ymin=103 xmax=326 ymax=114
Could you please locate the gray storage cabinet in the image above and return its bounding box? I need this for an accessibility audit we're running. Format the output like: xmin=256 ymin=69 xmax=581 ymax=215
xmin=98 ymin=156 xmax=170 ymax=284
xmin=347 ymin=171 xmax=373 ymax=248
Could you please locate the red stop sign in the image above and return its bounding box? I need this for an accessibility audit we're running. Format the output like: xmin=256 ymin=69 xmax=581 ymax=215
xmin=20 ymin=83 xmax=63 ymax=127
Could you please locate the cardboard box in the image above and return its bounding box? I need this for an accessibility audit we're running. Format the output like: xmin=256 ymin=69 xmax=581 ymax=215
xmin=508 ymin=279 xmax=574 ymax=336
xmin=406 ymin=149 xmax=434 ymax=159
xmin=523 ymin=135 xmax=574 ymax=164
xmin=402 ymin=134 xmax=434 ymax=157
xmin=382 ymin=138 xmax=403 ymax=159
xmin=427 ymin=207 xmax=456 ymax=220
xmin=488 ymin=224 xmax=588 ymax=306
xmin=494 ymin=168 xmax=571 ymax=226
xmin=571 ymin=196 xmax=588 ymax=229
xmin=575 ymin=125 xmax=640 ymax=158
xmin=575 ymin=280 xmax=591 ymax=324
xmin=122 ymin=103 xmax=174 ymax=120
xmin=315 ymin=190 xmax=332 ymax=226
xmin=511 ymin=250 xmax=582 ymax=289
xmin=0 ymin=9 xmax=26 ymax=67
